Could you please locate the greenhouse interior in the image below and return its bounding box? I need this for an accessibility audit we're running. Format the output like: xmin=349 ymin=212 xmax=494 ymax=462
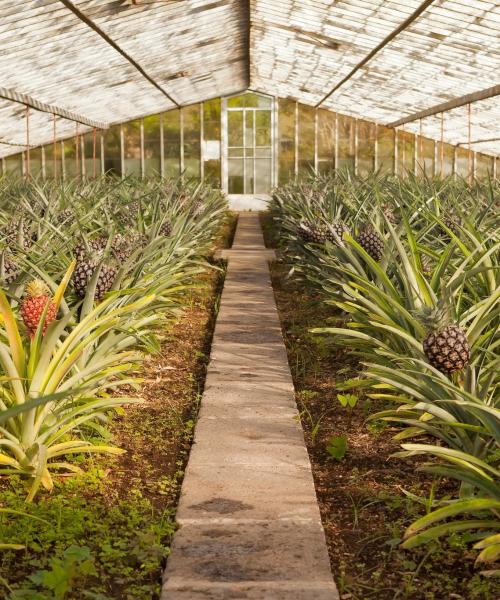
xmin=0 ymin=1 xmax=499 ymax=599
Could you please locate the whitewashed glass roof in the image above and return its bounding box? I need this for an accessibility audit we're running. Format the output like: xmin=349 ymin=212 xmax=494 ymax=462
xmin=0 ymin=0 xmax=498 ymax=158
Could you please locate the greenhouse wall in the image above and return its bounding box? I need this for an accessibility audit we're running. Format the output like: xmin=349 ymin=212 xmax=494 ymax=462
xmin=2 ymin=92 xmax=497 ymax=189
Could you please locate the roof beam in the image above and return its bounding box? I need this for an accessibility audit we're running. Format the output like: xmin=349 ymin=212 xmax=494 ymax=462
xmin=59 ymin=0 xmax=181 ymax=108
xmin=315 ymin=0 xmax=436 ymax=108
xmin=387 ymin=84 xmax=500 ymax=128
xmin=0 ymin=87 xmax=109 ymax=129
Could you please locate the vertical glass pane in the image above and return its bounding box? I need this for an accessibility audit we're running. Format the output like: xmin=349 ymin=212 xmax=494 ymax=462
xmin=338 ymin=115 xmax=355 ymax=172
xmin=255 ymin=159 xmax=272 ymax=194
xmin=398 ymin=131 xmax=415 ymax=176
xmin=317 ymin=109 xmax=335 ymax=174
xmin=4 ymin=153 xmax=23 ymax=176
xmin=378 ymin=125 xmax=395 ymax=175
xmin=435 ymin=142 xmax=454 ymax=178
xmin=44 ymin=141 xmax=62 ymax=179
xmin=298 ymin=103 xmax=315 ymax=178
xmin=228 ymin=159 xmax=244 ymax=193
xmin=245 ymin=157 xmax=253 ymax=193
xmin=244 ymin=111 xmax=254 ymax=148
xmin=83 ymin=131 xmax=101 ymax=178
xmin=357 ymin=120 xmax=375 ymax=175
xmin=255 ymin=110 xmax=271 ymax=146
xmin=417 ymin=137 xmax=435 ymax=176
xmin=144 ymin=114 xmax=161 ymax=176
xmin=183 ymin=104 xmax=201 ymax=178
xmin=104 ymin=125 xmax=122 ymax=176
xmin=476 ymin=153 xmax=494 ymax=179
xmin=228 ymin=111 xmax=243 ymax=147
xmin=64 ymin=137 xmax=80 ymax=179
xmin=203 ymin=98 xmax=221 ymax=186
xmin=228 ymin=92 xmax=272 ymax=109
xmin=278 ymin=98 xmax=295 ymax=185
xmin=123 ymin=120 xmax=141 ymax=177
xmin=456 ymin=147 xmax=469 ymax=179
xmin=164 ymin=110 xmax=180 ymax=177
xmin=29 ymin=147 xmax=43 ymax=179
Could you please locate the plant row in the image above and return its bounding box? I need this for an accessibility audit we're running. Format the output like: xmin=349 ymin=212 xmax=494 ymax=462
xmin=0 ymin=175 xmax=227 ymax=503
xmin=270 ymin=171 xmax=499 ymax=574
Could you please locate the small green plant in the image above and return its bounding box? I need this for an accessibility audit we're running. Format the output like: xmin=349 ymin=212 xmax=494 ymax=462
xmin=326 ymin=434 xmax=347 ymax=460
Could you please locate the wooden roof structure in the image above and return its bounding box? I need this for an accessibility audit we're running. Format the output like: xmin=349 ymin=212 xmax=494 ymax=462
xmin=0 ymin=0 xmax=498 ymax=158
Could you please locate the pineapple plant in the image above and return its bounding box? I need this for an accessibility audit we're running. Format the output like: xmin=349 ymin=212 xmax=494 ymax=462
xmin=420 ymin=303 xmax=471 ymax=375
xmin=56 ymin=207 xmax=74 ymax=225
xmin=355 ymin=225 xmax=384 ymax=261
xmin=111 ymin=231 xmax=146 ymax=263
xmin=20 ymin=279 xmax=57 ymax=338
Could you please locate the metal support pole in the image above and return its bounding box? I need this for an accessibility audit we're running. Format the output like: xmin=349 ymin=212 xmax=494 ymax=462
xmin=80 ymin=135 xmax=85 ymax=177
xmin=294 ymin=102 xmax=299 ymax=179
xmin=433 ymin=140 xmax=437 ymax=178
xmin=120 ymin=124 xmax=125 ymax=179
xmin=53 ymin=114 xmax=57 ymax=178
xmin=419 ymin=119 xmax=423 ymax=175
xmin=25 ymin=106 xmax=30 ymax=180
xmin=140 ymin=119 xmax=145 ymax=179
xmin=453 ymin=145 xmax=457 ymax=178
xmin=180 ymin=109 xmax=185 ymax=175
xmin=61 ymin=141 xmax=66 ymax=180
xmin=41 ymin=146 xmax=46 ymax=180
xmin=468 ymin=103 xmax=472 ymax=185
xmin=100 ymin=133 xmax=105 ymax=175
xmin=160 ymin=113 xmax=164 ymax=178
xmin=314 ymin=109 xmax=319 ymax=173
xmin=334 ymin=113 xmax=339 ymax=170
xmin=92 ymin=128 xmax=97 ymax=178
xmin=394 ymin=128 xmax=398 ymax=176
xmin=440 ymin=112 xmax=444 ymax=177
xmin=75 ymin=123 xmax=80 ymax=177
xmin=354 ymin=118 xmax=359 ymax=175
xmin=374 ymin=123 xmax=379 ymax=172
xmin=401 ymin=127 xmax=406 ymax=175
xmin=200 ymin=104 xmax=204 ymax=180
xmin=414 ymin=132 xmax=417 ymax=175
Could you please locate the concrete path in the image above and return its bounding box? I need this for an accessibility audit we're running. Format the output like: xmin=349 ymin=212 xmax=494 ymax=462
xmin=161 ymin=213 xmax=338 ymax=599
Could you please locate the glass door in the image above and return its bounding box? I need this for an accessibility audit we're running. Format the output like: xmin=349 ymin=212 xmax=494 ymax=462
xmin=223 ymin=93 xmax=274 ymax=194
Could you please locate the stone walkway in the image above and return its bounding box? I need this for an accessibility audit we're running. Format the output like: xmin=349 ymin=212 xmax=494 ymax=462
xmin=161 ymin=213 xmax=338 ymax=599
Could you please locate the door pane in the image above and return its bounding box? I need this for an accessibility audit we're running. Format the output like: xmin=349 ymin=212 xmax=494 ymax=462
xmin=245 ymin=158 xmax=254 ymax=193
xmin=228 ymin=112 xmax=243 ymax=146
xmin=244 ymin=111 xmax=254 ymax=148
xmin=228 ymin=159 xmax=244 ymax=193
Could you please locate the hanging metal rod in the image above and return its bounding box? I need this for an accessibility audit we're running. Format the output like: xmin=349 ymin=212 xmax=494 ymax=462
xmin=59 ymin=0 xmax=181 ymax=108
xmin=456 ymin=136 xmax=500 ymax=147
xmin=387 ymin=84 xmax=500 ymax=127
xmin=0 ymin=87 xmax=109 ymax=129
xmin=315 ymin=0 xmax=436 ymax=108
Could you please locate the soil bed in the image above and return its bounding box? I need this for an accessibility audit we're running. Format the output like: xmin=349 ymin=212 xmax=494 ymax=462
xmin=0 ymin=214 xmax=237 ymax=600
xmin=262 ymin=213 xmax=498 ymax=600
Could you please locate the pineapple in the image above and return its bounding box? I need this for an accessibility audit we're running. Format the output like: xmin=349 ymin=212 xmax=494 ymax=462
xmin=3 ymin=218 xmax=33 ymax=250
xmin=325 ymin=221 xmax=349 ymax=245
xmin=1 ymin=253 xmax=19 ymax=285
xmin=111 ymin=232 xmax=146 ymax=263
xmin=56 ymin=207 xmax=74 ymax=225
xmin=159 ymin=220 xmax=172 ymax=237
xmin=21 ymin=280 xmax=56 ymax=337
xmin=74 ymin=237 xmax=107 ymax=262
xmin=421 ymin=303 xmax=470 ymax=374
xmin=420 ymin=255 xmax=433 ymax=275
xmin=356 ymin=225 xmax=384 ymax=261
xmin=440 ymin=214 xmax=461 ymax=238
xmin=72 ymin=261 xmax=117 ymax=300
xmin=382 ymin=205 xmax=398 ymax=225
xmin=297 ymin=221 xmax=327 ymax=244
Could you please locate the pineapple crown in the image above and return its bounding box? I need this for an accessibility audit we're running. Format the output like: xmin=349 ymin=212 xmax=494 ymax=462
xmin=416 ymin=288 xmax=454 ymax=332
xmin=25 ymin=279 xmax=50 ymax=298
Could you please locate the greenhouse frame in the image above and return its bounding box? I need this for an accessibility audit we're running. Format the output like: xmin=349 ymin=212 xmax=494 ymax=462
xmin=0 ymin=2 xmax=499 ymax=599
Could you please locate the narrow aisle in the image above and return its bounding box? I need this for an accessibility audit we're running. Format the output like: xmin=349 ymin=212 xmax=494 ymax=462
xmin=161 ymin=212 xmax=338 ymax=599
